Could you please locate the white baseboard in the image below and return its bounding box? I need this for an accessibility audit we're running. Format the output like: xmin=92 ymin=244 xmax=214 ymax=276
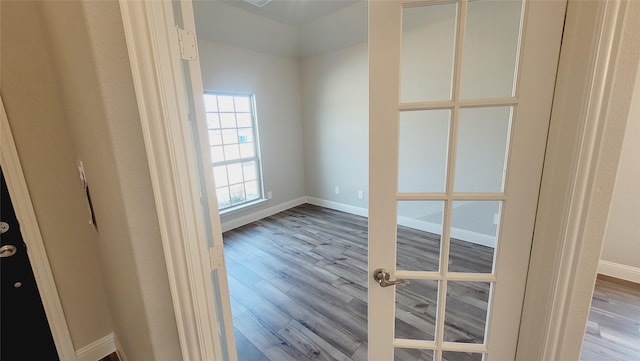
xmin=221 ymin=196 xmax=308 ymax=232
xmin=397 ymin=216 xmax=496 ymax=248
xmin=221 ymin=196 xmax=495 ymax=248
xmin=307 ymin=197 xmax=495 ymax=248
xmin=598 ymin=260 xmax=640 ymax=284
xmin=76 ymin=333 xmax=116 ymax=361
xmin=306 ymin=197 xmax=368 ymax=217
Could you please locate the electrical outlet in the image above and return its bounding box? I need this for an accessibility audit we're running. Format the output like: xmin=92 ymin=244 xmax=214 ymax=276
xmin=358 ymin=190 xmax=364 ymax=199
xmin=267 ymin=191 xmax=273 ymax=199
xmin=335 ymin=186 xmax=340 ymax=195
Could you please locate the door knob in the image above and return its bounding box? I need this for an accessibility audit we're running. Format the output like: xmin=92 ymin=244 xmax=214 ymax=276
xmin=373 ymin=268 xmax=409 ymax=287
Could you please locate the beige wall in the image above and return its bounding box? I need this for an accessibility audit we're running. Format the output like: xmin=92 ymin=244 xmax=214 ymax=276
xmin=0 ymin=0 xmax=112 ymax=349
xmin=600 ymin=67 xmax=640 ymax=271
xmin=1 ymin=1 xmax=181 ymax=359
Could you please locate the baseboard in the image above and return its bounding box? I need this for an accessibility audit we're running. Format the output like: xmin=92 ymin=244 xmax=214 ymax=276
xmin=306 ymin=197 xmax=368 ymax=217
xmin=76 ymin=333 xmax=116 ymax=361
xmin=397 ymin=216 xmax=496 ymax=248
xmin=598 ymin=260 xmax=640 ymax=284
xmin=307 ymin=198 xmax=495 ymax=248
xmin=221 ymin=196 xmax=308 ymax=232
xmin=221 ymin=196 xmax=495 ymax=248
xmin=113 ymin=336 xmax=127 ymax=361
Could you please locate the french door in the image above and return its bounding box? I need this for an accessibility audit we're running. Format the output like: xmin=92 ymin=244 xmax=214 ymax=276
xmin=368 ymin=1 xmax=566 ymax=360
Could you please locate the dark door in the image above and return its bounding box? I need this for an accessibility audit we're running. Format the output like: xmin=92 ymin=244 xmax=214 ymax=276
xmin=1 ymin=168 xmax=59 ymax=360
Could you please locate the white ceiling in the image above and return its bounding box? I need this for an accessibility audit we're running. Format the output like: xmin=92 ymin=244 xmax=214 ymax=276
xmin=192 ymin=0 xmax=367 ymax=58
xmin=221 ymin=0 xmax=360 ymax=26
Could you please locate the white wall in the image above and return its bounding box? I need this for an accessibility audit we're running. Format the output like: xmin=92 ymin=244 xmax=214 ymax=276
xmin=196 ymin=1 xmax=525 ymax=246
xmin=198 ymin=40 xmax=307 ymax=226
xmin=300 ymin=1 xmax=520 ymax=246
xmin=599 ymin=67 xmax=640 ymax=281
xmin=301 ymin=43 xmax=369 ymax=209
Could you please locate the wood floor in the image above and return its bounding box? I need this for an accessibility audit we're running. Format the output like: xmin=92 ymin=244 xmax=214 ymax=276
xmin=223 ymin=204 xmax=493 ymax=361
xmin=580 ymin=275 xmax=640 ymax=361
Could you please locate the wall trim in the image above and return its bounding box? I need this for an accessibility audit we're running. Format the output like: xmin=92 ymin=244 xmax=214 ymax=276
xmin=306 ymin=197 xmax=496 ymax=248
xmin=76 ymin=333 xmax=116 ymax=361
xmin=221 ymin=197 xmax=308 ymax=232
xmin=0 ymin=97 xmax=78 ymax=360
xmin=598 ymin=260 xmax=640 ymax=284
xmin=306 ymin=197 xmax=368 ymax=217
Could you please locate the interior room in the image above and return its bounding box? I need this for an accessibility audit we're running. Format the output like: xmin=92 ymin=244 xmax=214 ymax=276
xmin=192 ymin=1 xmax=523 ymax=360
xmin=2 ymin=0 xmax=639 ymax=360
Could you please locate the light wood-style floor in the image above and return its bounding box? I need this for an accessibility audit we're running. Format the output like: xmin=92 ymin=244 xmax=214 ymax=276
xmin=100 ymin=204 xmax=640 ymax=361
xmin=580 ymin=275 xmax=640 ymax=361
xmin=223 ymin=204 xmax=492 ymax=361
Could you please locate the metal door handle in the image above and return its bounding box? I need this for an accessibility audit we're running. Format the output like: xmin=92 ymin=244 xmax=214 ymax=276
xmin=373 ymin=268 xmax=409 ymax=287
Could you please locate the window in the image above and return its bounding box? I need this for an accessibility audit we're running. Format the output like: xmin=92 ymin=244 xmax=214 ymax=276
xmin=204 ymin=93 xmax=263 ymax=211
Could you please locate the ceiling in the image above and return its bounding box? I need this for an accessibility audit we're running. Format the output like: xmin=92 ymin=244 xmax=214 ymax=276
xmin=220 ymin=0 xmax=360 ymax=26
xmin=193 ymin=0 xmax=368 ymax=58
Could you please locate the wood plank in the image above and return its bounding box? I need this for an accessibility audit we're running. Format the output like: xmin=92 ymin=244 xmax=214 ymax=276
xmin=220 ymin=204 xmax=638 ymax=361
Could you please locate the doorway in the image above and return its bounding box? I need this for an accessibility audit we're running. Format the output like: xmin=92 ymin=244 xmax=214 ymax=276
xmin=123 ymin=0 xmax=640 ymax=353
xmin=1 ymin=168 xmax=59 ymax=361
xmin=185 ymin=0 xmax=564 ymax=360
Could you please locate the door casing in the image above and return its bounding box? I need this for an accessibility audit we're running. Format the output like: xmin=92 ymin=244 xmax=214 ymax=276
xmin=117 ymin=0 xmax=640 ymax=360
xmin=1 ymin=97 xmax=77 ymax=360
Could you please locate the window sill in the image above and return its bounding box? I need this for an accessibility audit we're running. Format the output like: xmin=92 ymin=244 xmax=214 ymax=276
xmin=219 ymin=198 xmax=268 ymax=217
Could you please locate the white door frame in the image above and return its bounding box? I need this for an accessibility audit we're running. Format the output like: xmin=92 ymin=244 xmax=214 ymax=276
xmin=1 ymin=96 xmax=78 ymax=360
xmin=118 ymin=0 xmax=640 ymax=360
xmin=518 ymin=1 xmax=640 ymax=359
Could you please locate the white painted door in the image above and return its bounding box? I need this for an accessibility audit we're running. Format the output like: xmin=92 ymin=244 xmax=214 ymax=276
xmin=172 ymin=1 xmax=238 ymax=360
xmin=368 ymin=1 xmax=566 ymax=360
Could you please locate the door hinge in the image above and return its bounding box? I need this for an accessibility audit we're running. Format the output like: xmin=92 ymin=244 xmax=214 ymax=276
xmin=209 ymin=246 xmax=224 ymax=269
xmin=177 ymin=27 xmax=197 ymax=61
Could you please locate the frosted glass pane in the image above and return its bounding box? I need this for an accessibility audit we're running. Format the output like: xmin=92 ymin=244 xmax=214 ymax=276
xmin=222 ymin=129 xmax=238 ymax=145
xmin=204 ymin=94 xmax=218 ymax=112
xmin=227 ymin=163 xmax=243 ymax=184
xmin=399 ymin=110 xmax=450 ymax=193
xmin=209 ymin=130 xmax=222 ymax=146
xmin=210 ymin=146 xmax=224 ymax=163
xmin=224 ymin=145 xmax=240 ymax=161
xmin=213 ymin=166 xmax=228 ymax=187
xmin=220 ymin=113 xmax=236 ymax=129
xmin=449 ymin=201 xmax=500 ymax=273
xmin=401 ymin=3 xmax=457 ymax=102
xmin=229 ymin=183 xmax=245 ymax=205
xmin=216 ymin=187 xmax=231 ymax=209
xmin=454 ymin=107 xmax=511 ymax=192
xmin=395 ymin=279 xmax=438 ymax=341
xmin=218 ymin=95 xmax=234 ymax=112
xmin=461 ymin=0 xmax=523 ymax=99
xmin=397 ymin=201 xmax=443 ymax=272
xmin=234 ymin=96 xmax=251 ymax=112
xmin=444 ymin=282 xmax=490 ymax=344
xmin=243 ymin=161 xmax=257 ymax=181
xmin=245 ymin=180 xmax=259 ymax=200
xmin=207 ymin=113 xmax=220 ymax=129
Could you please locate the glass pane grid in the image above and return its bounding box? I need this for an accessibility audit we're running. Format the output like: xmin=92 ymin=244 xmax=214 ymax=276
xmin=395 ymin=0 xmax=525 ymax=358
xmin=204 ymin=93 xmax=262 ymax=211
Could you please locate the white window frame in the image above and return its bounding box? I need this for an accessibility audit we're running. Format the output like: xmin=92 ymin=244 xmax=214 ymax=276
xmin=203 ymin=92 xmax=265 ymax=213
